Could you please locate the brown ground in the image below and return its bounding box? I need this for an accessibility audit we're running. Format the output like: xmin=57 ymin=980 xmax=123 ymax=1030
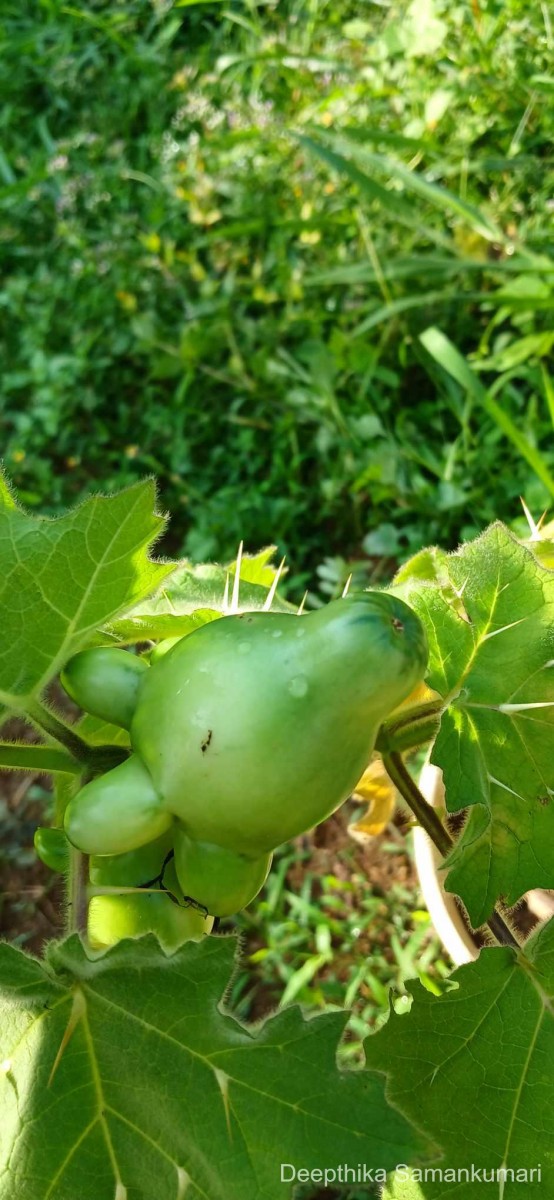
xmin=0 ymin=716 xmax=66 ymax=953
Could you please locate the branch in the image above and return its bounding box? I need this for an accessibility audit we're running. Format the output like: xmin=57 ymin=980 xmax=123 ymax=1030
xmin=25 ymin=699 xmax=128 ymax=773
xmin=382 ymin=750 xmax=520 ymax=951
xmin=376 ymin=699 xmax=443 ymax=755
xmin=26 ymin=699 xmax=101 ymax=761
xmin=0 ymin=741 xmax=81 ymax=775
xmin=66 ymin=846 xmax=89 ymax=936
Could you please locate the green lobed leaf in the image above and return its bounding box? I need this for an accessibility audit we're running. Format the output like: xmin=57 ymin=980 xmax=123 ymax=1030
xmin=367 ymin=919 xmax=554 ymax=1199
xmin=0 ymin=935 xmax=426 ymax=1200
xmin=105 ymin=604 xmax=221 ymax=644
xmin=106 ymin=555 xmax=295 ymax=643
xmin=227 ymin=546 xmax=286 ymax=589
xmin=396 ymin=523 xmax=554 ymax=923
xmin=0 ymin=476 xmax=172 ymax=709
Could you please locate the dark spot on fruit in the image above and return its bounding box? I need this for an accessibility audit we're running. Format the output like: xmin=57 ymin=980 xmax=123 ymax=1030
xmin=538 ymin=794 xmax=551 ymax=806
xmin=391 ymin=617 xmax=404 ymax=632
xmin=201 ymin=730 xmax=213 ymax=753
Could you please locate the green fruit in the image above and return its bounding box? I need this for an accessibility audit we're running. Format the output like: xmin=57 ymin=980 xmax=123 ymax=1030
xmin=66 ymin=753 xmax=172 ymax=855
xmin=130 ymin=591 xmax=427 ymax=853
xmin=87 ymin=895 xmax=209 ymax=950
xmin=88 ymin=834 xmax=212 ymax=950
xmin=65 ymin=592 xmax=427 ymax=909
xmin=34 ymin=827 xmax=69 ymax=873
xmin=150 ymin=636 xmax=182 ymax=662
xmin=89 ymin=833 xmax=174 ymax=889
xmin=61 ymin=647 xmax=149 ymax=730
xmin=173 ymin=829 xmax=272 ymax=917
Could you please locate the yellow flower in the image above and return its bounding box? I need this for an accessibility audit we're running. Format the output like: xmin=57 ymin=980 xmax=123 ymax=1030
xmin=349 ymin=759 xmax=397 ymax=840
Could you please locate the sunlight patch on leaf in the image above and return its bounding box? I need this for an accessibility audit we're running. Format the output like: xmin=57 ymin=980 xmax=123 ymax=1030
xmin=0 ymin=476 xmax=171 ymax=709
xmin=0 ymin=935 xmax=425 ymax=1200
xmin=371 ymin=920 xmax=554 ymax=1199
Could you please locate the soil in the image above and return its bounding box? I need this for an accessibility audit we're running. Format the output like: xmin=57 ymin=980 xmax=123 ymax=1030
xmin=0 ymin=718 xmax=65 ymax=953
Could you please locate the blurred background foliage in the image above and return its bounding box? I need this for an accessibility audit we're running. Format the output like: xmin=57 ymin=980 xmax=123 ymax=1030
xmin=1 ymin=0 xmax=553 ymax=591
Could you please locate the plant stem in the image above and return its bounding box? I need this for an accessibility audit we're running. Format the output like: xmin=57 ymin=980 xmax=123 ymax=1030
xmin=385 ymin=699 xmax=445 ymax=734
xmin=377 ymin=699 xmax=443 ymax=754
xmin=23 ymin=703 xmax=129 ymax=941
xmin=0 ymin=741 xmax=81 ymax=774
xmin=26 ymin=699 xmax=128 ymax=773
xmin=383 ymin=751 xmax=520 ymax=951
xmin=384 ymin=750 xmax=455 ymax=856
xmin=26 ymin=699 xmax=99 ymax=762
xmin=66 ymin=845 xmax=89 ymax=936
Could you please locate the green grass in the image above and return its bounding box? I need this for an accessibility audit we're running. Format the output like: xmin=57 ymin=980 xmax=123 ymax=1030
xmin=228 ymin=830 xmax=451 ymax=1068
xmin=1 ymin=0 xmax=553 ymax=585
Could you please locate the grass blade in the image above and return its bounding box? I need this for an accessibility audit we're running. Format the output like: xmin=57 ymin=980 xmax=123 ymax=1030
xmin=541 ymin=365 xmax=554 ymax=431
xmin=297 ymin=134 xmax=456 ymax=252
xmin=301 ymin=131 xmax=505 ymax=244
xmin=421 ymin=327 xmax=554 ymax=497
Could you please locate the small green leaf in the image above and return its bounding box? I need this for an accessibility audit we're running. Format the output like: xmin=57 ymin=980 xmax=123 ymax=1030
xmin=478 ymin=332 xmax=554 ymax=372
xmin=227 ymin=545 xmax=284 ymax=588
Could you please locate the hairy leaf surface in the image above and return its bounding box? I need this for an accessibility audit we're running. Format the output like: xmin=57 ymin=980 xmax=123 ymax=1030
xmin=0 ymin=935 xmax=425 ymax=1200
xmin=0 ymin=476 xmax=170 ymax=709
xmin=398 ymin=524 xmax=554 ymax=922
xmin=368 ymin=921 xmax=554 ymax=1199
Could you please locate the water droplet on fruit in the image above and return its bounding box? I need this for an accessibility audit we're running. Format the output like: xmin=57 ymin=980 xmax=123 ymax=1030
xmin=272 ymin=629 xmax=283 ymax=638
xmin=288 ymin=675 xmax=308 ymax=698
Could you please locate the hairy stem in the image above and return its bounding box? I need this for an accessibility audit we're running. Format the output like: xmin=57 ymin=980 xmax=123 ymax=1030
xmin=26 ymin=699 xmax=127 ymax=773
xmin=385 ymin=698 xmax=444 ymax=733
xmin=377 ymin=699 xmax=443 ymax=755
xmin=383 ymin=750 xmax=454 ymax=857
xmin=26 ymin=699 xmax=94 ymax=760
xmin=66 ymin=845 xmax=89 ymax=936
xmin=0 ymin=741 xmax=81 ymax=774
xmin=383 ymin=751 xmax=520 ymax=951
xmin=24 ymin=701 xmax=125 ymax=939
